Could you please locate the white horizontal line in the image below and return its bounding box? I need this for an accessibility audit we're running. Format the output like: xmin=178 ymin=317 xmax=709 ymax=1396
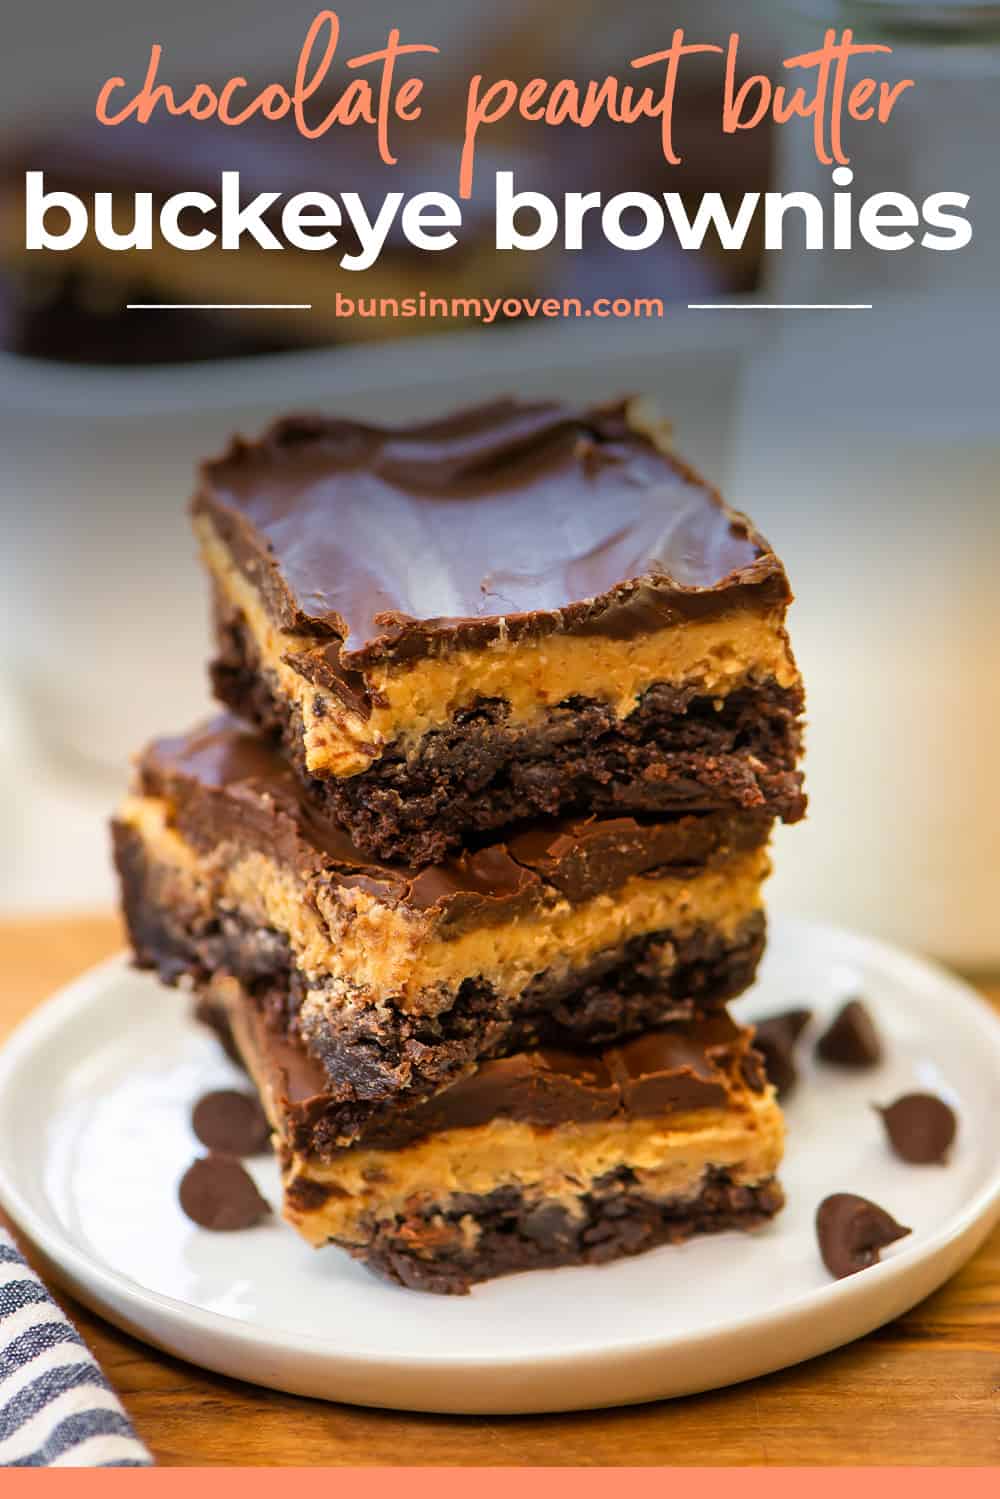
xmin=125 ymin=303 xmax=312 ymax=310
xmin=688 ymin=303 xmax=873 ymax=310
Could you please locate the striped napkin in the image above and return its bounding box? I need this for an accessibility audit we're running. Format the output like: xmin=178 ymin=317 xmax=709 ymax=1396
xmin=0 ymin=1231 xmax=151 ymax=1467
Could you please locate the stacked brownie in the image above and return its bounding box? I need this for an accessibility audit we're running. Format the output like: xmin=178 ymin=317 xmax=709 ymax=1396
xmin=113 ymin=397 xmax=805 ymax=1293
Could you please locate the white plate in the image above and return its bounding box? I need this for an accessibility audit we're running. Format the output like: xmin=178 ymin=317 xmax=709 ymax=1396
xmin=0 ymin=916 xmax=997 ymax=1414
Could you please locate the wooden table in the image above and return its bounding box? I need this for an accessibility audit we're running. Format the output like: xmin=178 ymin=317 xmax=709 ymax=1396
xmin=1 ymin=914 xmax=997 ymax=1466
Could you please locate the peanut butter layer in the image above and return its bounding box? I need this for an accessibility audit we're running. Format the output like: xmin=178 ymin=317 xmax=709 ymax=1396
xmin=198 ymin=510 xmax=800 ymax=778
xmin=118 ymin=790 xmax=769 ymax=1009
xmin=285 ymin=1093 xmax=784 ymax=1250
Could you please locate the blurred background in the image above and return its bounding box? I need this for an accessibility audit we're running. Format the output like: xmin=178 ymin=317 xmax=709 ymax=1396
xmin=0 ymin=0 xmax=998 ymax=971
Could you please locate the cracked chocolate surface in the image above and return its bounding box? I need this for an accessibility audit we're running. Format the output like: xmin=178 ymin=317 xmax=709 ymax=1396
xmin=194 ymin=399 xmax=792 ymax=665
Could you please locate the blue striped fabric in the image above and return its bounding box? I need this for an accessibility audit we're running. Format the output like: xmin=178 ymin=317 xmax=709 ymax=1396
xmin=0 ymin=1233 xmax=151 ymax=1467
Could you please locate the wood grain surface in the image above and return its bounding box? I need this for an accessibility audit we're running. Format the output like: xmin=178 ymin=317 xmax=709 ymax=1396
xmin=1 ymin=913 xmax=997 ymax=1467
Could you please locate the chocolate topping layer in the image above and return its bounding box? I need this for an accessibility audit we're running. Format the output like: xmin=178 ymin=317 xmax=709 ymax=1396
xmin=244 ymin=1001 xmax=761 ymax=1154
xmin=193 ymin=399 xmax=792 ymax=669
xmin=137 ymin=713 xmax=772 ymax=929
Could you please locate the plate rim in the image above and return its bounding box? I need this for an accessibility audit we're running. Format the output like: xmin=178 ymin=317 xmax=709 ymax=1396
xmin=0 ymin=917 xmax=998 ymax=1384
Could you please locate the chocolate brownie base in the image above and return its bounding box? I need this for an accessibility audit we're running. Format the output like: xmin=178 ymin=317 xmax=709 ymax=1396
xmin=114 ymin=820 xmax=766 ymax=1144
xmin=346 ymin=1169 xmax=785 ymax=1294
xmin=212 ymin=602 xmax=806 ymax=865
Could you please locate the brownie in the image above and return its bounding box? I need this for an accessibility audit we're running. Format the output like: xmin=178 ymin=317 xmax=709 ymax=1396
xmin=113 ymin=715 xmax=775 ymax=1141
xmin=193 ymin=398 xmax=805 ymax=863
xmin=225 ymin=987 xmax=785 ymax=1294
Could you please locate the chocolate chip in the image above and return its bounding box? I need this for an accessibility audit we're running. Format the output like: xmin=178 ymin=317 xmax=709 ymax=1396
xmin=753 ymin=1008 xmax=812 ymax=1096
xmin=192 ymin=1089 xmax=271 ymax=1156
xmin=816 ymin=1192 xmax=911 ymax=1279
xmin=178 ymin=1155 xmax=271 ymax=1231
xmin=876 ymin=1092 xmax=957 ymax=1164
xmin=816 ymin=999 xmax=882 ymax=1068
